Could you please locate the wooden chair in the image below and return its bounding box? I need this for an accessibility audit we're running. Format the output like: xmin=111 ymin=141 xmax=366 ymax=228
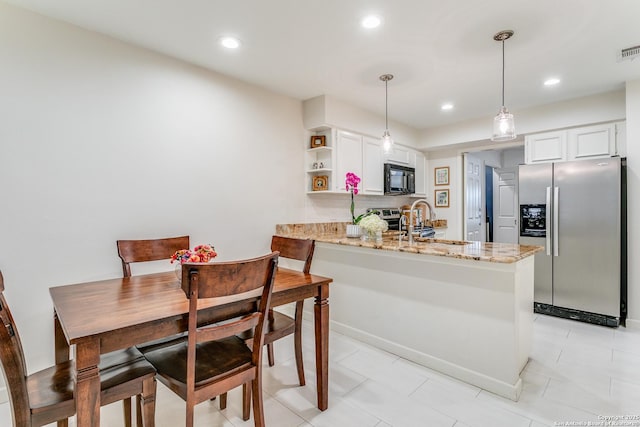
xmin=0 ymin=270 xmax=157 ymax=427
xmin=117 ymin=235 xmax=190 ymax=277
xmin=116 ymin=235 xmax=189 ymax=424
xmin=218 ymin=236 xmax=314 ymax=410
xmin=141 ymin=252 xmax=279 ymax=427
xmin=265 ymin=236 xmax=315 ymax=383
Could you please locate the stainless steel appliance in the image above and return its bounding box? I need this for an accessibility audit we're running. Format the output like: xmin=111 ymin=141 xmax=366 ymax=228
xmin=367 ymin=208 xmax=401 ymax=230
xmin=384 ymin=163 xmax=415 ymax=195
xmin=518 ymin=157 xmax=627 ymax=327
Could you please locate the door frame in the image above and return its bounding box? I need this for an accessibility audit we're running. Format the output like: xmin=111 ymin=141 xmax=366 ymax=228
xmin=463 ymin=152 xmax=486 ymax=242
xmin=461 ymin=143 xmax=524 ymax=242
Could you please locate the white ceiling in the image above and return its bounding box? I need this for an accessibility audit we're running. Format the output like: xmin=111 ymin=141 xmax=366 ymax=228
xmin=6 ymin=0 xmax=640 ymax=130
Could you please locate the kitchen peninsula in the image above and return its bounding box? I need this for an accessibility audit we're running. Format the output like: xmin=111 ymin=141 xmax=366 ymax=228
xmin=276 ymin=222 xmax=542 ymax=401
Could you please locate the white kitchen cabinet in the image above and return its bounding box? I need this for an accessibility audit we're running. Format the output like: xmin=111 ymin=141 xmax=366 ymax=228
xmin=568 ymin=123 xmax=616 ymax=160
xmin=384 ymin=145 xmax=410 ymax=165
xmin=335 ymin=130 xmax=363 ymax=192
xmin=306 ymin=127 xmax=419 ymax=196
xmin=524 ymin=131 xmax=567 ymax=164
xmin=362 ymin=136 xmax=384 ymax=195
xmin=524 ymin=122 xmax=623 ymax=165
xmin=412 ymin=151 xmax=426 ymax=197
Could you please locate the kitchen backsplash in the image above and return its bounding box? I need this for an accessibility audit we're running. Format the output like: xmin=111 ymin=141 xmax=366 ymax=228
xmin=304 ymin=194 xmax=416 ymax=223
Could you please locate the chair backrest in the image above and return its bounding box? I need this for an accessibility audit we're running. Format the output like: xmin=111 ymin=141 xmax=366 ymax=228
xmin=181 ymin=252 xmax=279 ymax=386
xmin=117 ymin=235 xmax=190 ymax=277
xmin=0 ymin=271 xmax=32 ymax=426
xmin=270 ymin=236 xmax=315 ymax=274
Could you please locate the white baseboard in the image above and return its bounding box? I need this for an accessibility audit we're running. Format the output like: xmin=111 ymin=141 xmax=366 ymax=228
xmin=329 ymin=319 xmax=523 ymax=401
xmin=625 ymin=318 xmax=640 ymax=330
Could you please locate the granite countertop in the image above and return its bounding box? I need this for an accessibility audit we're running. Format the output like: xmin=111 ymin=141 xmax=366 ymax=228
xmin=275 ymin=222 xmax=543 ymax=264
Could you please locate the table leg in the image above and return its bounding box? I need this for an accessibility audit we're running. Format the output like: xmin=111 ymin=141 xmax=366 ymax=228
xmin=314 ymin=283 xmax=329 ymax=411
xmin=54 ymin=310 xmax=72 ymax=427
xmin=74 ymin=339 xmax=101 ymax=427
xmin=54 ymin=310 xmax=69 ymax=364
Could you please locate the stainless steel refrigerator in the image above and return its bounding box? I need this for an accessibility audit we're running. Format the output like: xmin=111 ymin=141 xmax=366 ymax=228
xmin=518 ymin=157 xmax=627 ymax=327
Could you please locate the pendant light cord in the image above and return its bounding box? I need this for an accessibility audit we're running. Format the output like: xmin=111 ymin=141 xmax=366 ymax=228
xmin=385 ymin=79 xmax=389 ymax=130
xmin=501 ymin=39 xmax=505 ymax=107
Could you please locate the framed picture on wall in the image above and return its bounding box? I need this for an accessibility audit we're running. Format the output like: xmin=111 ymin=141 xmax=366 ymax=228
xmin=434 ymin=189 xmax=450 ymax=207
xmin=434 ymin=166 xmax=449 ymax=186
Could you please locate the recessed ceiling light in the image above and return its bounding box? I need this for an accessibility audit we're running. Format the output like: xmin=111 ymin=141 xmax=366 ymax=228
xmin=544 ymin=78 xmax=560 ymax=86
xmin=220 ymin=36 xmax=241 ymax=49
xmin=441 ymin=103 xmax=454 ymax=111
xmin=361 ymin=15 xmax=381 ymax=29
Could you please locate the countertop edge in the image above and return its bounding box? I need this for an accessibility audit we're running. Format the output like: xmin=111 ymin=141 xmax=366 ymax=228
xmin=275 ymin=222 xmax=543 ymax=264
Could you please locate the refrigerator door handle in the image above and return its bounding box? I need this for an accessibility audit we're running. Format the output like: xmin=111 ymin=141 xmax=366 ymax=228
xmin=553 ymin=186 xmax=559 ymax=256
xmin=546 ymin=186 xmax=551 ymax=256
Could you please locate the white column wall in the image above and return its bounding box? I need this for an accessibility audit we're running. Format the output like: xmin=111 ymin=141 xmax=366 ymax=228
xmin=625 ymin=80 xmax=640 ymax=327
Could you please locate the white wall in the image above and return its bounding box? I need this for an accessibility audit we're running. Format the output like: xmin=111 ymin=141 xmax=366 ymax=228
xmin=0 ymin=3 xmax=308 ymax=372
xmin=426 ymin=150 xmax=463 ymax=241
xmin=472 ymin=150 xmax=502 ymax=168
xmin=502 ymin=147 xmax=525 ymax=168
xmin=625 ymin=79 xmax=640 ymax=328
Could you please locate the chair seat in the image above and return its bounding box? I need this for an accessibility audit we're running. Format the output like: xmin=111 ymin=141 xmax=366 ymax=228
xmin=237 ymin=310 xmax=295 ymax=345
xmin=143 ymin=336 xmax=252 ymax=386
xmin=99 ymin=347 xmax=145 ymax=370
xmin=26 ymin=361 xmax=75 ymax=418
xmin=27 ymin=356 xmax=156 ymax=413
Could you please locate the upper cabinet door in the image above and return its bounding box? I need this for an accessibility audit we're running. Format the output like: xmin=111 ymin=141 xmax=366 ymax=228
xmin=335 ymin=130 xmax=363 ymax=191
xmin=362 ymin=136 xmax=384 ymax=195
xmin=524 ymin=131 xmax=567 ymax=164
xmin=413 ymin=151 xmax=426 ymax=197
xmin=567 ymin=123 xmax=615 ymax=161
xmin=384 ymin=145 xmax=410 ymax=165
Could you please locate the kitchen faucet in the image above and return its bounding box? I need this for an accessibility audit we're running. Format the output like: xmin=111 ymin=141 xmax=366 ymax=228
xmin=408 ymin=199 xmax=436 ymax=245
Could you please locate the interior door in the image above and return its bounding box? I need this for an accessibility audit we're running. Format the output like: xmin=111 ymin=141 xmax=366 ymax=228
xmin=465 ymin=153 xmax=485 ymax=242
xmin=493 ymin=167 xmax=518 ymax=243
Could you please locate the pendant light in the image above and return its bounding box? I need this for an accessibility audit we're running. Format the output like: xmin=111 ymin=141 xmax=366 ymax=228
xmin=380 ymin=74 xmax=394 ymax=153
xmin=491 ymin=30 xmax=516 ymax=141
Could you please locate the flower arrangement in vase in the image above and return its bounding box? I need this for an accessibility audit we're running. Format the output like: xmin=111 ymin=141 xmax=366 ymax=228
xmin=345 ymin=172 xmax=376 ymax=237
xmin=359 ymin=214 xmax=388 ymax=243
xmin=171 ymin=244 xmax=217 ymax=281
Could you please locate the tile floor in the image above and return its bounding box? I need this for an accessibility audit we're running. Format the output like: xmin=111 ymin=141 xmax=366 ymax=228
xmin=2 ymin=313 xmax=640 ymax=427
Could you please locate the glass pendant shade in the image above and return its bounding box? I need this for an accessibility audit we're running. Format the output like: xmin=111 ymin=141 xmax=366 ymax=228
xmin=382 ymin=129 xmax=394 ymax=154
xmin=491 ymin=30 xmax=516 ymax=142
xmin=491 ymin=106 xmax=516 ymax=141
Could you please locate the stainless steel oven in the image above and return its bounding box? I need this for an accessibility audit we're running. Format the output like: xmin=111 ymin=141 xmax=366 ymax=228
xmin=367 ymin=208 xmax=401 ymax=230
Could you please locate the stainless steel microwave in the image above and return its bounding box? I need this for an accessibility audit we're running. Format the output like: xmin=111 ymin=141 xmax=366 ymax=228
xmin=384 ymin=163 xmax=415 ymax=195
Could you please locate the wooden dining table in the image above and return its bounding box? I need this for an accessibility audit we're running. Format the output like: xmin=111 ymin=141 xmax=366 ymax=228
xmin=49 ymin=267 xmax=332 ymax=427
